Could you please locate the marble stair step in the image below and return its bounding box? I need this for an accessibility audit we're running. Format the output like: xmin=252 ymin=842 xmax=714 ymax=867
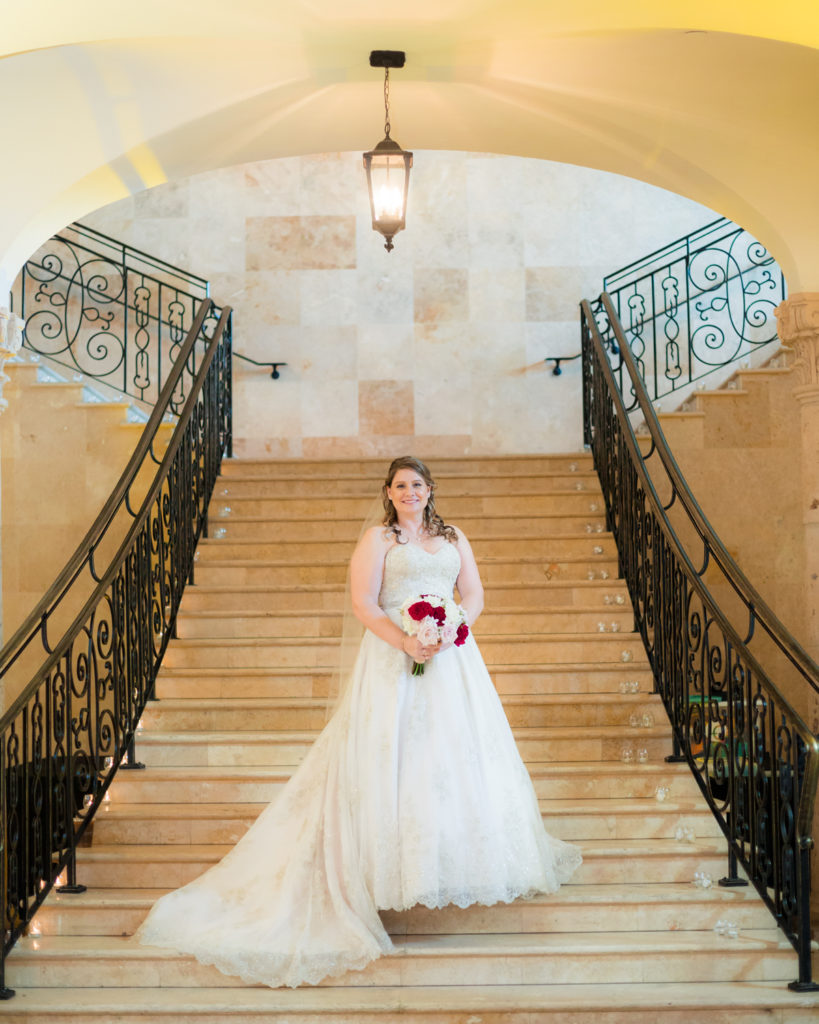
xmin=108 ymin=763 xmax=699 ymax=804
xmin=2 ymin=981 xmax=816 ymax=1024
xmin=385 ymin=881 xmax=766 ymax=933
xmin=193 ymin=556 xmax=621 ymax=586
xmin=173 ymin=607 xmax=635 ymax=640
xmin=161 ymin=634 xmax=648 ymax=670
xmin=502 ymin=692 xmax=661 ymax=727
xmin=210 ymin=474 xmax=603 ymax=498
xmin=494 ymin=663 xmax=653 ymax=694
xmin=203 ymin=513 xmax=610 ymax=541
xmin=209 ymin=493 xmax=607 ymax=516
xmin=132 ymin=725 xmax=672 ymax=767
xmin=192 ymin=556 xmax=624 ymax=587
xmin=178 ymin=579 xmax=630 ymax=614
xmin=154 ymin=663 xmax=654 ymax=700
xmin=72 ymin=838 xmax=733 ymax=889
xmin=32 ymin=882 xmax=767 ymax=939
xmin=155 ymin=667 xmax=334 ymax=700
xmin=195 ymin=536 xmax=618 ymax=562
xmin=88 ymin=796 xmax=722 ymax=846
xmin=179 ymin=583 xmax=350 ymax=615
xmin=140 ymin=692 xmax=663 ymax=731
xmin=219 ymin=456 xmax=594 ymax=477
xmin=6 ymin=928 xmax=795 ymax=989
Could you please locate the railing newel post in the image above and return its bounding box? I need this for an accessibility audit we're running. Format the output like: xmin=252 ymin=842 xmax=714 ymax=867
xmin=788 ymin=840 xmax=818 ymax=991
xmin=0 ymin=742 xmax=12 ymax=1000
xmin=719 ymin=846 xmax=748 ymax=888
xmin=120 ymin=733 xmax=146 ymax=772
xmin=55 ymin=850 xmax=87 ymax=895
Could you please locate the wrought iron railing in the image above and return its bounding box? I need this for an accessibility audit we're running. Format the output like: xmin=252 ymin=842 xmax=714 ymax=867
xmin=604 ymin=218 xmax=786 ymax=403
xmin=0 ymin=297 xmax=232 ymax=998
xmin=581 ymin=292 xmax=819 ymax=990
xmin=9 ymin=222 xmax=280 ymax=404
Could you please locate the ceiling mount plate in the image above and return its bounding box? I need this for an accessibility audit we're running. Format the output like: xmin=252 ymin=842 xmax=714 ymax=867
xmin=369 ymin=51 xmax=406 ymax=69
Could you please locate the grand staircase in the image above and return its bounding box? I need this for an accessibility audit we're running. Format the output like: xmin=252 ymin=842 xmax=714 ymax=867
xmin=3 ymin=456 xmax=816 ymax=1022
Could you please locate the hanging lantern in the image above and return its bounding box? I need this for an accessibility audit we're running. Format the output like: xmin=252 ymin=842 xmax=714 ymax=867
xmin=363 ymin=51 xmax=412 ymax=253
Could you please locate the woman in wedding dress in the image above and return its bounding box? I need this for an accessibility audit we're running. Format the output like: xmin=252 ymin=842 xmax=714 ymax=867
xmin=135 ymin=456 xmax=582 ymax=986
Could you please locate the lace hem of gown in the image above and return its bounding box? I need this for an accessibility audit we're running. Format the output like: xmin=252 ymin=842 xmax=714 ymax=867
xmin=136 ymin=867 xmax=586 ymax=990
xmin=135 ymin=924 xmax=392 ymax=989
xmin=384 ymin=850 xmax=583 ymax=914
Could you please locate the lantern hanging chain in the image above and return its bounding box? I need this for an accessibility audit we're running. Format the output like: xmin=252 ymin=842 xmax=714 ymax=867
xmin=384 ymin=68 xmax=391 ymax=138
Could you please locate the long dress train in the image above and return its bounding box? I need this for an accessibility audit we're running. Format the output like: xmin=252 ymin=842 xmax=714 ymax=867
xmin=135 ymin=542 xmax=582 ymax=986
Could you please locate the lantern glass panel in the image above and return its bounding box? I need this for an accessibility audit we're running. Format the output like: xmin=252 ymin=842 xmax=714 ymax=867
xmin=370 ymin=152 xmax=407 ymax=224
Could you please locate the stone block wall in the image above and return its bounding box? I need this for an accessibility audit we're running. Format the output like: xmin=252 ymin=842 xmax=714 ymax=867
xmin=83 ymin=151 xmax=712 ymax=459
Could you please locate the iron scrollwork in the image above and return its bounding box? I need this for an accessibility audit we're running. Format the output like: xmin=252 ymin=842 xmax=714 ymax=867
xmin=10 ymin=223 xmax=207 ymax=409
xmin=581 ymin=294 xmax=819 ymax=990
xmin=604 ymin=218 xmax=786 ymax=404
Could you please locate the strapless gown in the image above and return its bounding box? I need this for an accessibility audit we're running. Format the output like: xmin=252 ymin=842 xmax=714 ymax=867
xmin=135 ymin=542 xmax=582 ymax=986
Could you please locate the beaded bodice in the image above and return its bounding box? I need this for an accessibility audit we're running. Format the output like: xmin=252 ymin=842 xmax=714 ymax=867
xmin=378 ymin=542 xmax=461 ymax=612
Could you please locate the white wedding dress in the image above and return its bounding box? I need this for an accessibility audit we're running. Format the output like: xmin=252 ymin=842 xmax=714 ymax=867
xmin=135 ymin=541 xmax=582 ymax=986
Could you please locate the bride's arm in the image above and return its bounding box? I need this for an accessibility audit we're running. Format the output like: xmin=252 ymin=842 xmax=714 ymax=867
xmin=453 ymin=526 xmax=484 ymax=627
xmin=349 ymin=527 xmax=433 ymax=660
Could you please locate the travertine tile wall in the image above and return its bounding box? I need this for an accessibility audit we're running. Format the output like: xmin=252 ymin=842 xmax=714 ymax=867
xmin=84 ymin=152 xmax=712 ymax=458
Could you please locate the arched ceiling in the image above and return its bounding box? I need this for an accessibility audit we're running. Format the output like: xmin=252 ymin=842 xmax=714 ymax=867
xmin=2 ymin=1 xmax=818 ymax=289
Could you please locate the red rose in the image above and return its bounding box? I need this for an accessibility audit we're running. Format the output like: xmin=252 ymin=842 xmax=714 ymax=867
xmin=454 ymin=623 xmax=469 ymax=646
xmin=431 ymin=605 xmax=446 ymax=625
xmin=408 ymin=600 xmax=434 ymax=621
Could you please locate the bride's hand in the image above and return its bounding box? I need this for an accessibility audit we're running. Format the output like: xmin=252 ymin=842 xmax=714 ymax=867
xmin=402 ymin=635 xmax=436 ymax=663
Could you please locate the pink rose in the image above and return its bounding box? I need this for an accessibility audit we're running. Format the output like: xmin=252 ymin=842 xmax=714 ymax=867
xmin=440 ymin=622 xmax=457 ymax=644
xmin=417 ymin=620 xmax=439 ymax=646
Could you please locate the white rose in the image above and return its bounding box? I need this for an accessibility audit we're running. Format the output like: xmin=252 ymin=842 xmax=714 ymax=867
xmin=440 ymin=622 xmax=457 ymax=644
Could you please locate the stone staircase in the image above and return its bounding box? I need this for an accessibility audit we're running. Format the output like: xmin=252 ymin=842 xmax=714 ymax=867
xmin=4 ymin=456 xmax=817 ymax=1022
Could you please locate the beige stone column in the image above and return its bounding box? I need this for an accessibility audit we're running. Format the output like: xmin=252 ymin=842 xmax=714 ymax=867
xmin=775 ymin=292 xmax=819 ymax=721
xmin=775 ymin=292 xmax=819 ymax=928
xmin=0 ymin=306 xmax=23 ymax=651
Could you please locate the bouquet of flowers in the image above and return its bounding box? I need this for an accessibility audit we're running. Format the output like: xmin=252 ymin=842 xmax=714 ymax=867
xmin=400 ymin=593 xmax=469 ymax=675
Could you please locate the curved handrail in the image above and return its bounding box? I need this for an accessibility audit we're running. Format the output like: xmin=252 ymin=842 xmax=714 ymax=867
xmin=599 ymin=290 xmax=819 ymax=696
xmin=0 ymin=299 xmax=214 ymax=689
xmin=581 ymin=294 xmax=819 ymax=988
xmin=0 ymin=301 xmax=231 ymax=727
xmin=603 ymin=217 xmax=729 ymax=290
xmin=0 ymin=298 xmax=232 ymax=996
xmin=68 ymin=222 xmax=210 ymax=294
xmin=583 ymin=295 xmax=819 ymax=767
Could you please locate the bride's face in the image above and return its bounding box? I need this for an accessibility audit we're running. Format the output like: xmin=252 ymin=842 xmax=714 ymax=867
xmin=387 ymin=469 xmax=431 ymax=516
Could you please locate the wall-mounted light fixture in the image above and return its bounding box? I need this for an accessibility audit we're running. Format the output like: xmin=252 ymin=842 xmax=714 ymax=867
xmin=363 ymin=50 xmax=412 ymax=253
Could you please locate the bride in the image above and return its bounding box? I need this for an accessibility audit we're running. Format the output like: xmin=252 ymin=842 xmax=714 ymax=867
xmin=135 ymin=456 xmax=582 ymax=986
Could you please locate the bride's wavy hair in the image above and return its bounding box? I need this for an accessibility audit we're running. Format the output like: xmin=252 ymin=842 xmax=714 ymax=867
xmin=381 ymin=456 xmax=457 ymax=543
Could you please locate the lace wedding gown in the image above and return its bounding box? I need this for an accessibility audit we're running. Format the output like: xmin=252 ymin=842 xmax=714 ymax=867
xmin=135 ymin=541 xmax=582 ymax=986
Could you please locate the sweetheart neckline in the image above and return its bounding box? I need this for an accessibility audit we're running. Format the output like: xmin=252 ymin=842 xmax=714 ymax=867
xmin=386 ymin=542 xmax=454 ymax=558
